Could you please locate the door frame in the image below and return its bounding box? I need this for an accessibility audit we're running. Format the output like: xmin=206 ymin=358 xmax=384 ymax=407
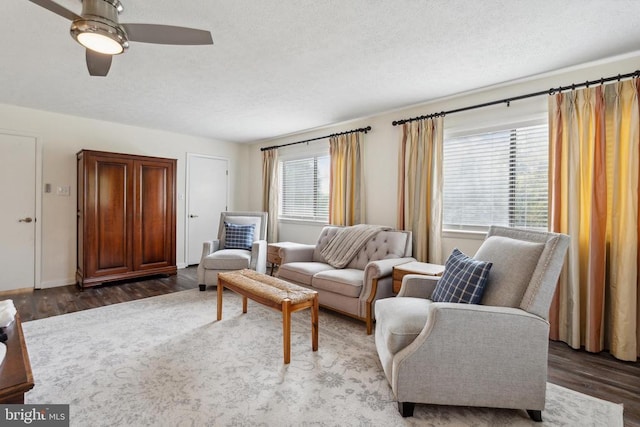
xmin=0 ymin=128 xmax=43 ymax=290
xmin=184 ymin=153 xmax=229 ymax=267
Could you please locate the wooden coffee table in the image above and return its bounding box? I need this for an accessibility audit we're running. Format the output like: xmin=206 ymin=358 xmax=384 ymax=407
xmin=217 ymin=269 xmax=319 ymax=364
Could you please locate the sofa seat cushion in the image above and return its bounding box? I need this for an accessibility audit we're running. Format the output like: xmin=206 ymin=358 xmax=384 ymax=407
xmin=278 ymin=262 xmax=336 ymax=286
xmin=375 ymin=297 xmax=431 ymax=355
xmin=203 ymin=249 xmax=251 ymax=270
xmin=311 ymin=269 xmax=363 ymax=298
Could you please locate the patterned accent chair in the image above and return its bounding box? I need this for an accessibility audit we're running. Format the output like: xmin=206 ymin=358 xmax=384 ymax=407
xmin=197 ymin=212 xmax=268 ymax=291
xmin=374 ymin=226 xmax=570 ymax=421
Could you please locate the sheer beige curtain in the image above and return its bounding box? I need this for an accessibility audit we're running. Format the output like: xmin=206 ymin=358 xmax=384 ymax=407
xmin=261 ymin=149 xmax=279 ymax=242
xmin=549 ymin=79 xmax=640 ymax=361
xmin=396 ymin=117 xmax=443 ymax=263
xmin=328 ymin=132 xmax=364 ymax=225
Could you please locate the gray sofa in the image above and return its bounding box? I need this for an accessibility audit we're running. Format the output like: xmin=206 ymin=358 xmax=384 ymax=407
xmin=276 ymin=226 xmax=414 ymax=334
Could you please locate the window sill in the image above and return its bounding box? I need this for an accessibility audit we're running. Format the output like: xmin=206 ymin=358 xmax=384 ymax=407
xmin=278 ymin=218 xmax=329 ymax=226
xmin=442 ymin=229 xmax=487 ymax=240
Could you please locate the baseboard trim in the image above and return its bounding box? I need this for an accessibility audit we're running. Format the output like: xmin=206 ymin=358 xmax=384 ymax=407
xmin=38 ymin=278 xmax=76 ymax=289
xmin=38 ymin=265 xmax=188 ymax=289
xmin=0 ymin=286 xmax=33 ymax=296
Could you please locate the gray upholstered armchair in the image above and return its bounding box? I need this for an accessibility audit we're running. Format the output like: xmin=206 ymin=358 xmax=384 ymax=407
xmin=374 ymin=226 xmax=570 ymax=421
xmin=197 ymin=211 xmax=268 ymax=291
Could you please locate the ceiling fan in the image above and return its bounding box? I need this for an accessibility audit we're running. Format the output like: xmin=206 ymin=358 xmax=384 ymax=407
xmin=27 ymin=0 xmax=213 ymax=76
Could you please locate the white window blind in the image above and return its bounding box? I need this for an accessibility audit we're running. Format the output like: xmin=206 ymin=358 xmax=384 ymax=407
xmin=279 ymin=155 xmax=330 ymax=221
xmin=443 ymin=123 xmax=548 ymax=231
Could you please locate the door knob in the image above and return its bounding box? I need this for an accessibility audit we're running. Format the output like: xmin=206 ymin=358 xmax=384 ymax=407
xmin=19 ymin=217 xmax=33 ymax=223
xmin=189 ymin=214 xmax=198 ymax=218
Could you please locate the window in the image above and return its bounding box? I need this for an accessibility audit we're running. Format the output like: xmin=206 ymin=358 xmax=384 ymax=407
xmin=279 ymin=154 xmax=330 ymax=222
xmin=443 ymin=122 xmax=548 ymax=231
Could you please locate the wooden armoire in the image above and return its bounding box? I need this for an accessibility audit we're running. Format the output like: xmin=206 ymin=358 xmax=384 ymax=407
xmin=76 ymin=150 xmax=177 ymax=288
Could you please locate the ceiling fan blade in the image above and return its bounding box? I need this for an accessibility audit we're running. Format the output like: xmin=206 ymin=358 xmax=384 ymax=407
xmin=27 ymin=0 xmax=81 ymax=21
xmin=121 ymin=24 xmax=213 ymax=45
xmin=86 ymin=50 xmax=112 ymax=77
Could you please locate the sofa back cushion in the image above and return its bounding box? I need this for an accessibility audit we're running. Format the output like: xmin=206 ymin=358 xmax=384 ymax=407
xmin=474 ymin=235 xmax=545 ymax=308
xmin=347 ymin=230 xmax=411 ymax=269
xmin=312 ymin=226 xmax=411 ymax=269
xmin=313 ymin=227 xmax=341 ymax=263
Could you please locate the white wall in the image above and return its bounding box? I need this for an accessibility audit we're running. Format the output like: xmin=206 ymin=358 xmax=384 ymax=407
xmin=7 ymin=53 xmax=639 ymax=288
xmin=247 ymin=53 xmax=640 ymax=259
xmin=0 ymin=103 xmax=250 ymax=288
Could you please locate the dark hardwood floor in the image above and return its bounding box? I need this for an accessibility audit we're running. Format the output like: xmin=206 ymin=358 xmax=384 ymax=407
xmin=3 ymin=266 xmax=639 ymax=426
xmin=5 ymin=267 xmax=199 ymax=322
xmin=547 ymin=340 xmax=639 ymax=426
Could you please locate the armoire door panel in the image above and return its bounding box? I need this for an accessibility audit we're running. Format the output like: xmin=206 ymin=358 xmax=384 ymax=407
xmin=79 ymin=154 xmax=133 ymax=277
xmin=134 ymin=160 xmax=175 ymax=270
xmin=76 ymin=156 xmax=84 ymax=279
xmin=95 ymin=160 xmax=131 ymax=274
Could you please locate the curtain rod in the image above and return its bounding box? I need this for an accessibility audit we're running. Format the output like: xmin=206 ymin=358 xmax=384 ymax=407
xmin=392 ymin=69 xmax=640 ymax=126
xmin=260 ymin=126 xmax=372 ymax=152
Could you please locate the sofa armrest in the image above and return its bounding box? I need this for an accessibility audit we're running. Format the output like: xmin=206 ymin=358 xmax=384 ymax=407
xmin=359 ymin=257 xmax=416 ymax=334
xmin=362 ymin=257 xmax=416 ymax=301
xmin=201 ymin=240 xmax=220 ymax=258
xmin=197 ymin=239 xmax=220 ymax=284
xmin=364 ymin=257 xmax=416 ymax=279
xmin=279 ymin=244 xmax=316 ymax=264
xmin=397 ymin=274 xmax=439 ymax=298
xmin=392 ymin=304 xmax=549 ymax=406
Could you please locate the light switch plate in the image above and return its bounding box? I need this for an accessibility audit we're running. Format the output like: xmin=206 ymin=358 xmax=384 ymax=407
xmin=56 ymin=185 xmax=71 ymax=196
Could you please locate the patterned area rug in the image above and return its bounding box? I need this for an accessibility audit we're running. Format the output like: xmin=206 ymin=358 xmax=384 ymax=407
xmin=22 ymin=289 xmax=623 ymax=426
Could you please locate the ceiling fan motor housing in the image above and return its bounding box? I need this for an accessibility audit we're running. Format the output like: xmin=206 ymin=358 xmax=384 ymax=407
xmin=70 ymin=0 xmax=129 ymax=54
xmin=82 ymin=0 xmax=123 ymax=18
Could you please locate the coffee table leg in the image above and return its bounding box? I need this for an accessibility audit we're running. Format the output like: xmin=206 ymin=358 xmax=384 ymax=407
xmin=283 ymin=299 xmax=291 ymax=364
xmin=242 ymin=296 xmax=248 ymax=313
xmin=217 ymin=280 xmax=224 ymax=320
xmin=312 ymin=294 xmax=318 ymax=351
xmin=218 ymin=279 xmax=224 ymax=320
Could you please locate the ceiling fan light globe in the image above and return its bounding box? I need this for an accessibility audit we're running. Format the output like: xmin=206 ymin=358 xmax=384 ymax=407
xmin=77 ymin=32 xmax=122 ymax=54
xmin=70 ymin=20 xmax=129 ymax=55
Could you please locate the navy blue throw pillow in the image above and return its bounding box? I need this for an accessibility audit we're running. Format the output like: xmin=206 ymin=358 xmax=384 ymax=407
xmin=431 ymin=248 xmax=492 ymax=304
xmin=223 ymin=222 xmax=256 ymax=250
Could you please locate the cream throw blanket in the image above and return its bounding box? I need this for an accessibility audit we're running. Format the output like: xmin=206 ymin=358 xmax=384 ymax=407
xmin=320 ymin=224 xmax=391 ymax=268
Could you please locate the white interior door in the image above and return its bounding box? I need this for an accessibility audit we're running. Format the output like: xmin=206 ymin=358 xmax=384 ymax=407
xmin=0 ymin=133 xmax=37 ymax=291
xmin=187 ymin=154 xmax=229 ymax=265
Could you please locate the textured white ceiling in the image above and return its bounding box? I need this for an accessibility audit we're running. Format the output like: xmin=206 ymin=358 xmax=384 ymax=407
xmin=1 ymin=0 xmax=640 ymax=142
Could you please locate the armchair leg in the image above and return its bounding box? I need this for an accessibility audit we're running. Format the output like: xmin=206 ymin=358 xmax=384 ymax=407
xmin=527 ymin=409 xmax=542 ymax=422
xmin=398 ymin=402 xmax=415 ymax=417
xmin=199 ymin=284 xmax=206 ymax=292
